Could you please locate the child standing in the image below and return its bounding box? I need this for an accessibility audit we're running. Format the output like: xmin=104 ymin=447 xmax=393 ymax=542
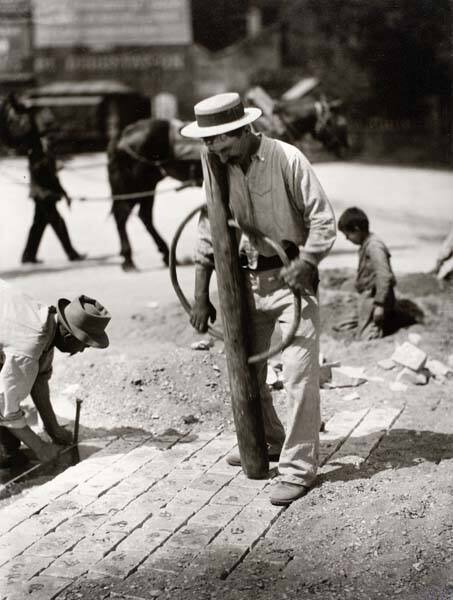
xmin=338 ymin=207 xmax=396 ymax=340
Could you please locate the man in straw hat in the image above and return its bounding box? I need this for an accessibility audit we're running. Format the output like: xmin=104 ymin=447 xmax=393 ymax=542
xmin=181 ymin=92 xmax=336 ymax=506
xmin=0 ymin=279 xmax=111 ymax=467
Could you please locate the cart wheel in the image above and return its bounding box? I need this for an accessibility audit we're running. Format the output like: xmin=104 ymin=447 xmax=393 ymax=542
xmin=169 ymin=205 xmax=301 ymax=364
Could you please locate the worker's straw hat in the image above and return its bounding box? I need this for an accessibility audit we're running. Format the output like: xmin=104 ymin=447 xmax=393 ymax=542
xmin=57 ymin=295 xmax=111 ymax=348
xmin=180 ymin=92 xmax=262 ymax=138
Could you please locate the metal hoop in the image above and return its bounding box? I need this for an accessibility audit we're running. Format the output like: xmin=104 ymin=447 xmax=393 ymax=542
xmin=169 ymin=204 xmax=302 ymax=364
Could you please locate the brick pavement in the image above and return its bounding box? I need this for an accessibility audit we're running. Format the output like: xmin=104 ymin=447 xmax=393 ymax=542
xmin=0 ymin=401 xmax=406 ymax=600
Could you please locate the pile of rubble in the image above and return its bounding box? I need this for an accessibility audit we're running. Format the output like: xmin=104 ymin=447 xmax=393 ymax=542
xmin=314 ymin=333 xmax=453 ymax=394
xmin=377 ymin=335 xmax=453 ymax=391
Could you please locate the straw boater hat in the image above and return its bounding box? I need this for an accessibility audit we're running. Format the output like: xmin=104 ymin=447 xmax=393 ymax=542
xmin=57 ymin=295 xmax=111 ymax=349
xmin=180 ymin=92 xmax=262 ymax=139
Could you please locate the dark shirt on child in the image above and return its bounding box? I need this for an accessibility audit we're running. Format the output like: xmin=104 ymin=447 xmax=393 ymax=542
xmin=356 ymin=232 xmax=396 ymax=307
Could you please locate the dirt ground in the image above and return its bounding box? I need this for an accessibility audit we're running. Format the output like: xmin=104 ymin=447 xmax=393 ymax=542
xmin=29 ymin=268 xmax=450 ymax=600
xmin=1 ymin=155 xmax=453 ymax=598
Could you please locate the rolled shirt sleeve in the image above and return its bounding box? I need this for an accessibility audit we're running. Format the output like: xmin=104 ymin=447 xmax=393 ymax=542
xmin=0 ymin=353 xmax=39 ymax=429
xmin=289 ymin=152 xmax=337 ymax=266
xmin=194 ymin=205 xmax=215 ymax=268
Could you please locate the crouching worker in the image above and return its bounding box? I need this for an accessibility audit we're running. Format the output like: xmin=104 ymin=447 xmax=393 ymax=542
xmin=0 ymin=280 xmax=111 ymax=467
xmin=337 ymin=207 xmax=396 ymax=340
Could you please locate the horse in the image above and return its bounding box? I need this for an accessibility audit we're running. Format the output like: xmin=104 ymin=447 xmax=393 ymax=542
xmin=108 ymin=100 xmax=348 ymax=271
xmin=281 ymin=97 xmax=349 ymax=158
xmin=107 ymin=118 xmax=203 ymax=271
xmin=246 ymin=91 xmax=349 ymax=158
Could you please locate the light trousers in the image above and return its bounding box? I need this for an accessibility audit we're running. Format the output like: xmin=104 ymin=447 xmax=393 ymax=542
xmin=245 ymin=268 xmax=321 ymax=487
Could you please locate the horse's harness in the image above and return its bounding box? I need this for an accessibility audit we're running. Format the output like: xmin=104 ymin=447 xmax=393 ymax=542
xmin=120 ymin=140 xmax=169 ymax=178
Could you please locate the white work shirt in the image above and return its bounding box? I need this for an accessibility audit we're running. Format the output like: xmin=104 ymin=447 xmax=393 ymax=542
xmin=0 ymin=280 xmax=56 ymax=429
xmin=196 ymin=134 xmax=336 ymax=268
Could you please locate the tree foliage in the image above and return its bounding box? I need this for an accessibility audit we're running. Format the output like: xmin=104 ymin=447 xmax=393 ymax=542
xmin=282 ymin=0 xmax=451 ymax=118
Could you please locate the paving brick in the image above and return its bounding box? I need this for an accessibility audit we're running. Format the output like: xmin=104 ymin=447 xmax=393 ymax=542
xmin=167 ymin=466 xmax=205 ymax=486
xmin=89 ymin=549 xmax=148 ymax=579
xmin=232 ymin=470 xmax=273 ymax=489
xmin=114 ymin=527 xmax=173 ymax=554
xmin=71 ymin=530 xmax=126 ymax=561
xmin=95 ymin=495 xmax=163 ymax=535
xmin=140 ymin=505 xmax=194 ymax=533
xmin=210 ymin=484 xmax=260 ymax=506
xmin=0 ymin=497 xmax=48 ymax=533
xmin=52 ymin=463 xmax=109 ymax=492
xmin=40 ymin=551 xmax=98 ymax=580
xmin=40 ymin=493 xmax=92 ymax=518
xmin=25 ymin=531 xmax=81 ymax=559
xmin=0 ymin=554 xmax=53 ymax=584
xmin=166 ymin=524 xmax=220 ymax=550
xmin=138 ymin=546 xmax=199 ymax=575
xmin=211 ymin=513 xmax=269 ymax=549
xmin=188 ymin=471 xmax=234 ymax=493
xmin=114 ymin=445 xmax=163 ymax=469
xmin=167 ymin=487 xmax=214 ymax=511
xmin=0 ymin=513 xmax=68 ymax=565
xmin=319 ymin=408 xmax=369 ymax=464
xmin=4 ymin=574 xmax=72 ymax=600
xmin=130 ymin=461 xmax=173 ymax=481
xmin=321 ymin=406 xmax=403 ymax=474
xmin=189 ymin=502 xmax=240 ymax=528
xmin=81 ymin=491 xmax=132 ymax=517
xmin=237 ymin=502 xmax=282 ymax=524
xmin=56 ymin=512 xmax=107 ymax=537
xmin=112 ymin=472 xmax=158 ymax=499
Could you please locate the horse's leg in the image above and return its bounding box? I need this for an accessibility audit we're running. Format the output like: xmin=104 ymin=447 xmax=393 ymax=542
xmin=137 ymin=196 xmax=170 ymax=266
xmin=112 ymin=199 xmax=136 ymax=271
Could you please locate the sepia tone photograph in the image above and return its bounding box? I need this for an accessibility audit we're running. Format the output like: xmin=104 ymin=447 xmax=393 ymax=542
xmin=0 ymin=1 xmax=452 ymax=598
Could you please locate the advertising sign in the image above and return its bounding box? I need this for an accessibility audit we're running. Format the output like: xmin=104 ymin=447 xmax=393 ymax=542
xmin=0 ymin=0 xmax=32 ymax=79
xmin=33 ymin=0 xmax=192 ymax=48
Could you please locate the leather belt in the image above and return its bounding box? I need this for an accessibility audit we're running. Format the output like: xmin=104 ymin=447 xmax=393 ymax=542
xmin=240 ymin=245 xmax=299 ymax=271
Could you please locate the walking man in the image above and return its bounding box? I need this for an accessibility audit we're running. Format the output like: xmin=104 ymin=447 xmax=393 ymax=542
xmin=21 ymin=133 xmax=86 ymax=264
xmin=0 ymin=279 xmax=111 ymax=467
xmin=181 ymin=93 xmax=336 ymax=505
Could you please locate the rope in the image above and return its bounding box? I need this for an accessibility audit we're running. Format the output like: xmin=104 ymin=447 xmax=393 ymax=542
xmin=0 ymin=165 xmax=200 ymax=201
xmin=169 ymin=205 xmax=302 ymax=364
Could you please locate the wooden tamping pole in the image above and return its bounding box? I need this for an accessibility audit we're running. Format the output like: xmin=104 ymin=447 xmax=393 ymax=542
xmin=202 ymin=151 xmax=268 ymax=479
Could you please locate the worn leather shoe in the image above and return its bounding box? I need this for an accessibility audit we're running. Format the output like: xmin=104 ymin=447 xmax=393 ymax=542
xmin=270 ymin=482 xmax=310 ymax=506
xmin=226 ymin=451 xmax=280 ymax=467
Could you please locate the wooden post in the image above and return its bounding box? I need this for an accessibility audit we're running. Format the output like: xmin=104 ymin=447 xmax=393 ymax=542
xmin=201 ymin=151 xmax=268 ymax=479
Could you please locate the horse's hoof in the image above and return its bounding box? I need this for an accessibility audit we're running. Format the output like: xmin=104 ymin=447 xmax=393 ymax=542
xmin=122 ymin=261 xmax=138 ymax=272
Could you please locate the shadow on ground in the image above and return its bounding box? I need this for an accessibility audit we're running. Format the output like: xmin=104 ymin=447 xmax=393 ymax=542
xmin=318 ymin=428 xmax=453 ymax=486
